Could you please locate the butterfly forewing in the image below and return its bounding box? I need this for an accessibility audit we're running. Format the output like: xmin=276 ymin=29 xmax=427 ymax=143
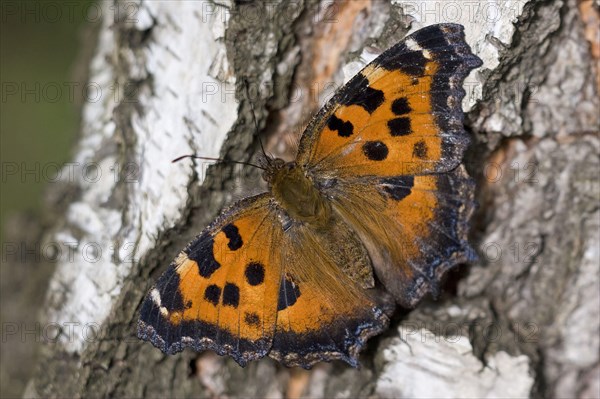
xmin=297 ymin=23 xmax=481 ymax=178
xmin=138 ymin=194 xmax=283 ymax=365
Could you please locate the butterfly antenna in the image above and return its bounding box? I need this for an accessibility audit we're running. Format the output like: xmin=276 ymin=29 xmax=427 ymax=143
xmin=172 ymin=155 xmax=266 ymax=171
xmin=243 ymin=78 xmax=272 ymax=166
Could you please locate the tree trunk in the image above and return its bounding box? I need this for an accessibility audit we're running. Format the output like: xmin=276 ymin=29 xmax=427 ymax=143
xmin=21 ymin=0 xmax=599 ymax=397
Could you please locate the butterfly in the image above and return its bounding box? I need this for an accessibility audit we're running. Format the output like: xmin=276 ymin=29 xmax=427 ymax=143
xmin=138 ymin=23 xmax=482 ymax=368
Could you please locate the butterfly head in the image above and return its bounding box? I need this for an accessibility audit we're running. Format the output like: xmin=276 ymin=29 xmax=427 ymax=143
xmin=258 ymin=156 xmax=288 ymax=183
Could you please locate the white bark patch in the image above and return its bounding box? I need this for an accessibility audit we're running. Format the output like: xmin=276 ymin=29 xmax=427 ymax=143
xmin=44 ymin=0 xmax=236 ymax=353
xmin=128 ymin=0 xmax=237 ymax=258
xmin=376 ymin=326 xmax=534 ymax=398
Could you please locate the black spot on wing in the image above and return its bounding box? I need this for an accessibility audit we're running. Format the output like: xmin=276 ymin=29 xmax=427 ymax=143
xmin=392 ymin=97 xmax=411 ymax=115
xmin=244 ymin=312 xmax=260 ymax=327
xmin=375 ymin=42 xmax=428 ymax=77
xmin=222 ymin=223 xmax=243 ymax=251
xmin=381 ymin=176 xmax=415 ymax=201
xmin=412 ymin=24 xmax=448 ymax=50
xmin=327 ymin=114 xmax=354 ymax=137
xmin=222 ymin=283 xmax=240 ymax=308
xmin=277 ymin=277 xmax=301 ymax=311
xmin=186 ymin=233 xmax=221 ymax=278
xmin=413 ymin=140 xmax=428 ymax=159
xmin=388 ymin=117 xmax=411 ymax=136
xmin=339 ymin=73 xmax=384 ymax=113
xmin=204 ymin=284 xmax=221 ymax=306
xmin=245 ymin=261 xmax=265 ymax=286
xmin=151 ymin=265 xmax=185 ymax=312
xmin=362 ymin=141 xmax=389 ymax=161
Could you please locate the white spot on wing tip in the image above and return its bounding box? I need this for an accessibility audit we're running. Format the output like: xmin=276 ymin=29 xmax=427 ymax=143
xmin=151 ymin=288 xmax=162 ymax=307
xmin=405 ymin=38 xmax=423 ymax=52
xmin=175 ymin=252 xmax=188 ymax=266
xmin=406 ymin=38 xmax=431 ymax=59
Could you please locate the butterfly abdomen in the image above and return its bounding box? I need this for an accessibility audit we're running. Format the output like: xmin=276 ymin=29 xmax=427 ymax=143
xmin=268 ymin=161 xmax=332 ymax=229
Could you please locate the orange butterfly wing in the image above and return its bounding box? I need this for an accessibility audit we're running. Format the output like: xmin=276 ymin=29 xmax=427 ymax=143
xmin=331 ymin=166 xmax=475 ymax=307
xmin=296 ymin=24 xmax=481 ymax=307
xmin=270 ymin=216 xmax=391 ymax=367
xmin=298 ymin=23 xmax=480 ymax=178
xmin=138 ymin=194 xmax=390 ymax=367
xmin=138 ymin=194 xmax=282 ymax=363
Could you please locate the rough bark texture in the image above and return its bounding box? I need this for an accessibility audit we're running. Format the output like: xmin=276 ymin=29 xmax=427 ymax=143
xmin=12 ymin=0 xmax=598 ymax=397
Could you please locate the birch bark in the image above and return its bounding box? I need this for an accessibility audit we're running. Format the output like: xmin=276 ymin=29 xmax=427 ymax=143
xmin=22 ymin=0 xmax=599 ymax=397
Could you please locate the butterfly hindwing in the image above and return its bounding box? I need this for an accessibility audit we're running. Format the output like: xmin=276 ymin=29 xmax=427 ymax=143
xmin=297 ymin=23 xmax=481 ymax=178
xmin=330 ymin=165 xmax=475 ymax=307
xmin=270 ymin=216 xmax=391 ymax=367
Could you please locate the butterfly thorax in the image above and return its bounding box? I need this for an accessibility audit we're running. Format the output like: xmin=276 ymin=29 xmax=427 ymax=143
xmin=264 ymin=159 xmax=331 ymax=229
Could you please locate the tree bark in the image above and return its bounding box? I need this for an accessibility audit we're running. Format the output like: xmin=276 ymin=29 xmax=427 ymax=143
xmin=21 ymin=0 xmax=599 ymax=397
